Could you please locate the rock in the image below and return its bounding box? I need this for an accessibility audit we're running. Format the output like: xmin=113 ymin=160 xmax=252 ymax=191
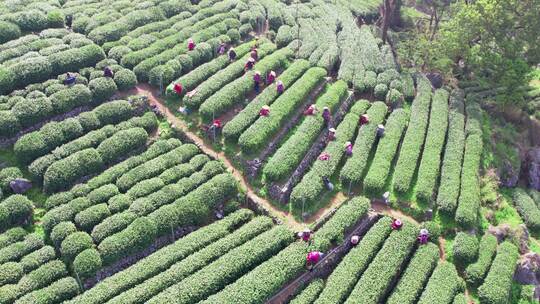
xmin=515 ymin=252 xmax=540 ymax=285
xmin=488 ymin=224 xmax=511 ymax=242
xmin=518 ymin=224 xmax=530 ymax=254
xmin=526 ymin=147 xmax=540 ymax=190
xmin=426 ymin=72 xmax=443 ymax=89
xmin=499 ymin=158 xmax=520 ymax=188
xmin=9 ymin=178 xmax=32 ymax=194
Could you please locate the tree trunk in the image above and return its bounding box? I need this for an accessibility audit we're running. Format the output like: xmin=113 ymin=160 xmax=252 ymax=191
xmin=382 ymin=0 xmax=391 ymax=43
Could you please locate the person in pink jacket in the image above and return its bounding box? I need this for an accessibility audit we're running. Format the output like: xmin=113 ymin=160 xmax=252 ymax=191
xmin=187 ymin=38 xmax=195 ymax=51
xmin=306 ymin=251 xmax=324 ymax=270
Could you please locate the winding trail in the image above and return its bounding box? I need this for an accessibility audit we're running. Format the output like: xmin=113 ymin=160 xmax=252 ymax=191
xmin=128 ymin=84 xmax=304 ymax=230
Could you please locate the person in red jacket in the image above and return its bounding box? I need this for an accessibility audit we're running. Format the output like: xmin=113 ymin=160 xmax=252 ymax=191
xmin=360 ymin=114 xmax=370 ymax=125
xmin=304 ymin=104 xmax=317 ymax=116
xmin=297 ymin=228 xmax=312 ymax=242
xmin=212 ymin=119 xmax=222 ymax=129
xmin=267 ymin=70 xmax=276 ymax=84
xmin=306 ymin=251 xmax=324 ymax=270
xmin=391 ymin=218 xmax=403 ymax=230
xmin=245 ymin=57 xmax=255 ymax=71
xmin=259 ymin=105 xmax=270 ymax=117
xmin=187 ymin=38 xmax=195 ymax=51
xmin=173 ymin=83 xmax=183 ymax=96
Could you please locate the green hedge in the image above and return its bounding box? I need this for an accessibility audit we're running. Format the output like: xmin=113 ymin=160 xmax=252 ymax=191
xmin=417 ymin=261 xmax=465 ymax=304
xmin=290 ymin=279 xmax=325 ymax=304
xmin=0 ymin=21 xmax=21 ymax=44
xmin=436 ymin=90 xmax=466 ymax=214
xmin=465 ymin=233 xmax=498 ymax=286
xmin=0 ymin=262 xmax=23 ymax=286
xmin=89 ymin=77 xmax=118 ymax=103
xmin=126 ymin=177 xmax=165 ymax=199
xmin=344 ymin=223 xmax=418 ymax=304
xmin=222 ymin=59 xmax=310 ymax=141
xmin=0 ymin=195 xmax=33 ymax=230
xmin=392 ymin=76 xmax=432 ymax=194
xmin=12 ymin=95 xmax=53 ymax=128
xmin=128 ymin=160 xmax=225 ymax=217
xmin=415 ymin=89 xmax=449 ymax=202
xmin=98 ymin=217 xmax=157 ymax=265
xmin=315 ymin=217 xmax=393 ymax=304
xmin=15 ymin=100 xmax=136 ymax=165
xmin=48 ymin=44 xmax=106 ymax=76
xmin=512 ymin=188 xmax=540 ymax=231
xmin=73 ymin=248 xmax=102 ymax=279
xmin=0 ymin=167 xmax=23 ymax=192
xmin=290 ymin=101 xmax=370 ymax=207
xmin=107 ymin=216 xmax=274 ymax=304
xmin=199 ymin=48 xmax=292 ymax=120
xmin=116 ymin=144 xmax=199 ymax=191
xmin=15 ymin=277 xmax=79 ymax=304
xmin=455 ymin=133 xmax=482 ymax=227
xmin=453 ymin=232 xmax=479 ymax=265
xmin=61 ymin=231 xmax=93 ymax=262
xmin=363 ymin=109 xmax=409 ymax=194
xmin=43 ymin=197 xmax=93 ymax=233
xmin=74 ymin=203 xmax=111 ymax=232
xmin=87 ymin=138 xmax=182 ymax=191
xmin=97 ymin=127 xmax=148 ymax=164
xmin=19 ymin=245 xmax=56 ymax=273
xmin=68 ymin=209 xmax=254 ymax=304
xmin=43 ymin=148 xmax=104 ymax=193
xmin=264 ymin=80 xmax=348 ymax=182
xmin=50 ymin=84 xmax=93 ymax=113
xmin=386 ymin=242 xmax=439 ymax=304
xmin=185 ymin=42 xmax=277 ymax=108
xmin=0 ymin=259 xmax=67 ymax=303
xmin=340 ymin=101 xmax=388 ymax=186
xmin=238 ymin=67 xmax=327 ymax=154
xmin=50 ymin=222 xmax=77 ymax=248
xmin=147 ymin=226 xmax=294 ymax=304
xmin=113 ymin=69 xmax=138 ymax=90
xmin=0 ymin=233 xmax=43 ymax=264
xmin=452 ymin=293 xmax=467 ymax=304
xmin=478 ymin=242 xmax=519 ymax=304
xmin=0 ymin=227 xmax=27 ymax=248
xmin=158 ymin=154 xmax=209 ymax=184
xmin=148 ymin=173 xmax=238 ymax=235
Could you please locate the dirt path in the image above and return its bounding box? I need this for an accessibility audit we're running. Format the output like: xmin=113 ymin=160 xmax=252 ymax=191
xmin=371 ymin=200 xmax=420 ymax=225
xmin=131 ymin=84 xmax=305 ymax=230
xmin=438 ymin=236 xmax=446 ymax=260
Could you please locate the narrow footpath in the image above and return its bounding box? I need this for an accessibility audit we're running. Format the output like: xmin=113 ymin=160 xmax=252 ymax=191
xmin=130 ymin=84 xmax=305 ymax=230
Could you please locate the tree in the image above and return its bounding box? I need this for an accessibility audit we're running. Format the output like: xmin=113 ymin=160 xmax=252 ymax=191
xmin=434 ymin=0 xmax=540 ymax=106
